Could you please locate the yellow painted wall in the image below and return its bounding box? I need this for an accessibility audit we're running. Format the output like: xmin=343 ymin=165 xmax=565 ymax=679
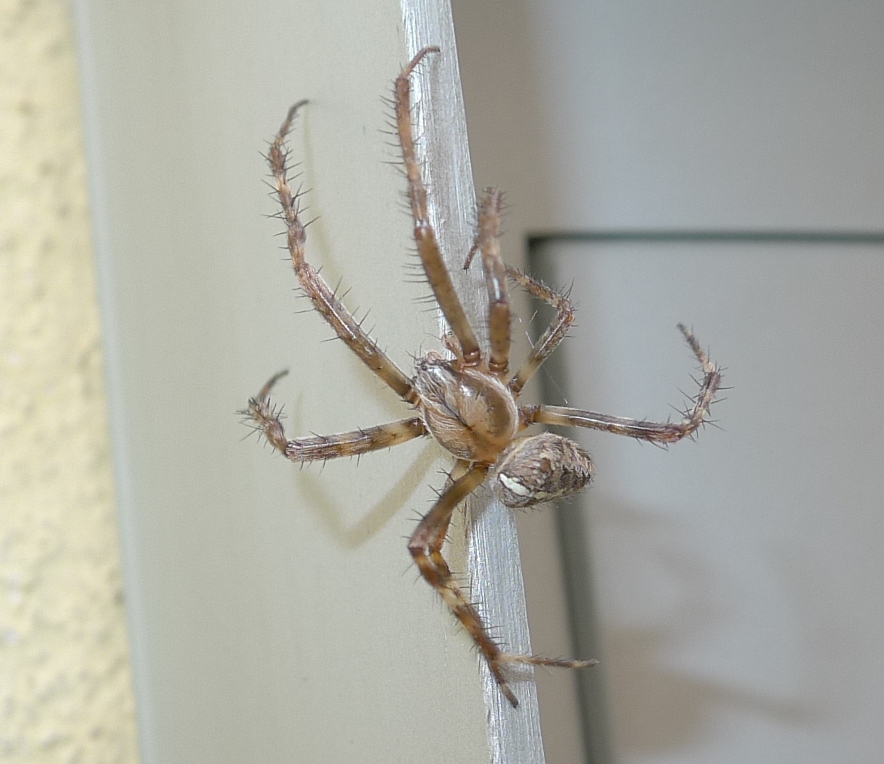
xmin=0 ymin=1 xmax=139 ymax=760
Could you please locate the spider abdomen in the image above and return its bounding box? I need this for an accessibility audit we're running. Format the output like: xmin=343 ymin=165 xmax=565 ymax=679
xmin=492 ymin=432 xmax=594 ymax=508
xmin=413 ymin=357 xmax=519 ymax=463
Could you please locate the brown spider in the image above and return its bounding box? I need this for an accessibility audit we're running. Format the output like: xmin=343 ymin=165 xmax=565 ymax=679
xmin=246 ymin=47 xmax=722 ymax=708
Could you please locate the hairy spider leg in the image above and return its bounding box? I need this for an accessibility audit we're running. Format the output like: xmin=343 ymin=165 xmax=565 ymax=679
xmin=506 ymin=267 xmax=576 ymax=396
xmin=268 ymin=101 xmax=418 ymax=405
xmin=395 ymin=47 xmax=482 ymax=368
xmin=468 ymin=188 xmax=511 ymax=376
xmin=404 ymin=462 xmax=531 ymax=703
xmin=248 ymin=396 xmax=426 ymax=466
xmin=408 ymin=457 xmax=596 ymax=708
xmin=521 ymin=325 xmax=722 ymax=443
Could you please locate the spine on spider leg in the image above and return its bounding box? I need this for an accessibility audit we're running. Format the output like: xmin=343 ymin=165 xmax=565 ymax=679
xmin=268 ymin=101 xmax=310 ymax=271
xmin=245 ymin=395 xmax=289 ymax=454
xmin=676 ymin=323 xmax=722 ymax=432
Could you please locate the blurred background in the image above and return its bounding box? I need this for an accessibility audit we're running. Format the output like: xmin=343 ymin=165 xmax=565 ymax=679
xmin=454 ymin=2 xmax=884 ymax=763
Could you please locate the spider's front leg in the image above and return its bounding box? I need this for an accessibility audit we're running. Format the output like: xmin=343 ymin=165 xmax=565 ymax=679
xmin=267 ymin=101 xmax=418 ymax=405
xmin=522 ymin=324 xmax=722 ymax=443
xmin=246 ymin=371 xmax=426 ymax=462
xmin=395 ymin=48 xmax=482 ymax=368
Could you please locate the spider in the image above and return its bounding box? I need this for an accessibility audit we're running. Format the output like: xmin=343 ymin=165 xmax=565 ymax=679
xmin=246 ymin=47 xmax=722 ymax=708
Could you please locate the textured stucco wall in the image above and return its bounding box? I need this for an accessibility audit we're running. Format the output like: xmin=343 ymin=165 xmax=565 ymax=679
xmin=0 ymin=1 xmax=139 ymax=761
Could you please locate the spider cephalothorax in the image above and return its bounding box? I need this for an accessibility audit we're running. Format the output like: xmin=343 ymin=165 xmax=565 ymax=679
xmin=246 ymin=47 xmax=722 ymax=707
xmin=413 ymin=342 xmax=595 ymax=507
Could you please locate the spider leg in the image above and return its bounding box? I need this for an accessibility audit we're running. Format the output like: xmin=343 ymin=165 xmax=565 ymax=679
xmin=246 ymin=372 xmax=426 ymax=461
xmin=395 ymin=48 xmax=482 ymax=368
xmin=507 ymin=268 xmax=576 ymax=395
xmin=464 ymin=188 xmax=510 ymax=376
xmin=407 ymin=461 xmax=527 ymax=705
xmin=268 ymin=103 xmax=418 ymax=405
xmin=408 ymin=460 xmax=595 ymax=707
xmin=521 ymin=325 xmax=722 ymax=443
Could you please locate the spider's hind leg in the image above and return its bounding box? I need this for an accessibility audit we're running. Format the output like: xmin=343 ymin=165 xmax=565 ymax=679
xmin=406 ymin=462 xmax=528 ymax=704
xmin=408 ymin=460 xmax=593 ymax=707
